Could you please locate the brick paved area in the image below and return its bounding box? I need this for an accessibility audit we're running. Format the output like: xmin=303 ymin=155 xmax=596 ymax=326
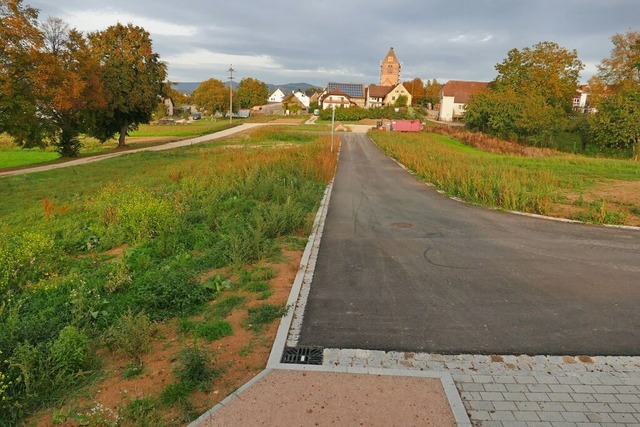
xmin=323 ymin=349 xmax=640 ymax=426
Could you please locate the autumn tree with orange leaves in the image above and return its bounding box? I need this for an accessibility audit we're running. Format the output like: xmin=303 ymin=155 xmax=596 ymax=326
xmin=0 ymin=0 xmax=45 ymax=148
xmin=1 ymin=1 xmax=167 ymax=155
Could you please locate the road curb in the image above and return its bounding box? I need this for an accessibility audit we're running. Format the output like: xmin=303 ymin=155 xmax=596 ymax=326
xmin=378 ymin=139 xmax=640 ymax=232
xmin=266 ymin=179 xmax=335 ymax=367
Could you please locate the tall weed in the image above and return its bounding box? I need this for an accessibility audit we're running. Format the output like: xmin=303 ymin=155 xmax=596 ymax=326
xmin=373 ymin=132 xmax=558 ymax=214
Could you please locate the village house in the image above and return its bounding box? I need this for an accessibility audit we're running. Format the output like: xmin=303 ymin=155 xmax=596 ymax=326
xmin=268 ymin=88 xmax=286 ymax=103
xmin=292 ymin=90 xmax=310 ymax=108
xmin=365 ymin=83 xmax=413 ymax=108
xmin=438 ymin=80 xmax=489 ymax=122
xmin=573 ymin=85 xmax=590 ymax=113
xmin=318 ymin=88 xmax=355 ymax=109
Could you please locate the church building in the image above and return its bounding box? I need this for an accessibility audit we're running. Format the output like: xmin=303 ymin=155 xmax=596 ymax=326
xmin=380 ymin=47 xmax=401 ymax=86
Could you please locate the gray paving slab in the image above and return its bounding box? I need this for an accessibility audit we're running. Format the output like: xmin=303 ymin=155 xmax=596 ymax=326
xmin=320 ymin=349 xmax=640 ymax=427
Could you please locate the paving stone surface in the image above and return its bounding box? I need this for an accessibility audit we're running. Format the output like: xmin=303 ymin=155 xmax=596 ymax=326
xmin=322 ymin=349 xmax=640 ymax=427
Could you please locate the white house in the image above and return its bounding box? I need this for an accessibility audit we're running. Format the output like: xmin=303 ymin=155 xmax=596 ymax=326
xmin=438 ymin=80 xmax=489 ymax=122
xmin=573 ymin=85 xmax=590 ymax=113
xmin=293 ymin=90 xmax=310 ymax=108
xmin=319 ymin=89 xmax=354 ymax=109
xmin=268 ymin=88 xmax=285 ymax=103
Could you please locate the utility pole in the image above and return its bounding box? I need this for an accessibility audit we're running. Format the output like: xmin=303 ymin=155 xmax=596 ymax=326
xmin=228 ymin=65 xmax=235 ymax=124
xmin=330 ymin=104 xmax=336 ymax=153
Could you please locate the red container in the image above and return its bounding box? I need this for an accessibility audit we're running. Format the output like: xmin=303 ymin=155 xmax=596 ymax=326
xmin=391 ymin=120 xmax=422 ymax=132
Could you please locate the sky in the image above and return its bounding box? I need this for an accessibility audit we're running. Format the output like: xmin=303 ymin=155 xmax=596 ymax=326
xmin=29 ymin=0 xmax=640 ymax=87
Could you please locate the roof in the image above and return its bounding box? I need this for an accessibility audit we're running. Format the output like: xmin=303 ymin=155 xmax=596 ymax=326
xmin=368 ymin=85 xmax=394 ymax=98
xmin=325 ymin=88 xmax=350 ymax=98
xmin=327 ymin=82 xmax=365 ymax=99
xmin=441 ymin=80 xmax=490 ymax=104
xmin=383 ymin=47 xmax=399 ymax=63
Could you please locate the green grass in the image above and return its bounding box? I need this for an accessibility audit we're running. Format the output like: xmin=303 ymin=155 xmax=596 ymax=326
xmin=0 ymin=129 xmax=336 ymax=424
xmin=243 ymin=304 xmax=287 ymax=333
xmin=0 ymin=121 xmax=240 ymax=170
xmin=0 ymin=149 xmax=59 ymax=169
xmin=371 ymin=131 xmax=640 ymax=222
xmin=129 ymin=120 xmax=239 ymax=138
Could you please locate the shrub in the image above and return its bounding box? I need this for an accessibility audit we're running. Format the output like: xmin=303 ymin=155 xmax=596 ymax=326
xmin=0 ymin=231 xmax=60 ymax=297
xmin=104 ymin=310 xmax=155 ymax=365
xmin=174 ymin=346 xmax=221 ymax=391
xmin=104 ymin=261 xmax=133 ymax=293
xmin=88 ymin=183 xmax=179 ymax=246
xmin=49 ymin=326 xmax=91 ymax=376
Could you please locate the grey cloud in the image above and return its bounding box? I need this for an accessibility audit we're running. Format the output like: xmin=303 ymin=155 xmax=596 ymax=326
xmin=29 ymin=0 xmax=640 ymax=86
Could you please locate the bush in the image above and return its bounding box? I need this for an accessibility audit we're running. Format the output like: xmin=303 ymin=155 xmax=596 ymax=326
xmin=49 ymin=326 xmax=91 ymax=376
xmin=104 ymin=310 xmax=155 ymax=365
xmin=88 ymin=183 xmax=179 ymax=247
xmin=0 ymin=231 xmax=61 ymax=297
xmin=174 ymin=346 xmax=220 ymax=391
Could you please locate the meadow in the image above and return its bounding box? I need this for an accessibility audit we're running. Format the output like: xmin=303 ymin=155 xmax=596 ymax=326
xmin=0 ymin=128 xmax=336 ymax=425
xmin=371 ymin=130 xmax=640 ymax=225
xmin=0 ymin=120 xmax=241 ymax=169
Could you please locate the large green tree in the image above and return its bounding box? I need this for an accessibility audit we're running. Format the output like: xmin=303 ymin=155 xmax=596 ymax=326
xmin=494 ymin=41 xmax=583 ymax=113
xmin=87 ymin=23 xmax=166 ymax=147
xmin=589 ymin=30 xmax=640 ymax=159
xmin=235 ymin=77 xmax=269 ymax=108
xmin=589 ymin=88 xmax=640 ymax=159
xmin=466 ymin=41 xmax=583 ymax=144
xmin=192 ymin=78 xmax=229 ymax=115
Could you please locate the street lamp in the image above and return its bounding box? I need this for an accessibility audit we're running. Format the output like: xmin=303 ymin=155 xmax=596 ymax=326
xmin=228 ymin=65 xmax=235 ymax=124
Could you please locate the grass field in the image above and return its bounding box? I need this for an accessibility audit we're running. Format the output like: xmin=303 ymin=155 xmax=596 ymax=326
xmin=371 ymin=131 xmax=640 ymax=225
xmin=0 ymin=128 xmax=337 ymax=425
xmin=0 ymin=120 xmax=242 ymax=170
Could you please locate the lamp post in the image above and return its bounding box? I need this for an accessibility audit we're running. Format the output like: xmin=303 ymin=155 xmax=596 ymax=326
xmin=330 ymin=104 xmax=336 ymax=153
xmin=228 ymin=65 xmax=235 ymax=124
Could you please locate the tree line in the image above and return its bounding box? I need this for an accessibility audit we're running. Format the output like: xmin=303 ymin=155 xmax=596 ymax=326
xmin=192 ymin=77 xmax=270 ymax=116
xmin=464 ymin=31 xmax=640 ymax=159
xmin=0 ymin=0 xmax=167 ymax=156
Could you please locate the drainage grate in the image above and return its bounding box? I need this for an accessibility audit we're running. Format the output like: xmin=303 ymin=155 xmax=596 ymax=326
xmin=280 ymin=346 xmax=324 ymax=365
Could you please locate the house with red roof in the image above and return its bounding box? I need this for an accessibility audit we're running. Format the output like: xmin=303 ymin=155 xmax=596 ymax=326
xmin=438 ymin=80 xmax=489 ymax=122
xmin=318 ymin=88 xmax=355 ymax=109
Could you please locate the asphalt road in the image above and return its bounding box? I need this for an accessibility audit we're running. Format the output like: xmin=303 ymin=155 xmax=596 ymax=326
xmin=298 ymin=133 xmax=640 ymax=355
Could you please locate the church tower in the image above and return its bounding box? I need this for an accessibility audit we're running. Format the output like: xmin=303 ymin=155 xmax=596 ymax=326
xmin=380 ymin=47 xmax=401 ymax=86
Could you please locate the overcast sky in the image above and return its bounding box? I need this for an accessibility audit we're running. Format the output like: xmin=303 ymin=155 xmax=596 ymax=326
xmin=29 ymin=0 xmax=639 ymax=87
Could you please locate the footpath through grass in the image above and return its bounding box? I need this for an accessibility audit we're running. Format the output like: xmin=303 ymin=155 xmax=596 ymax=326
xmin=0 ymin=120 xmax=241 ymax=170
xmin=0 ymin=129 xmax=336 ymax=425
xmin=371 ymin=131 xmax=640 ymax=225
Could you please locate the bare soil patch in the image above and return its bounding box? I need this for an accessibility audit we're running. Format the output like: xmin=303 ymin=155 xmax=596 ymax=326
xmin=554 ymin=180 xmax=640 ymax=226
xmin=269 ymin=118 xmax=306 ymax=124
xmin=32 ymin=248 xmax=304 ymax=426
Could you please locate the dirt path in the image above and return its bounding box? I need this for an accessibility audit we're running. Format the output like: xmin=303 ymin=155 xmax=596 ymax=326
xmin=0 ymin=123 xmax=263 ymax=178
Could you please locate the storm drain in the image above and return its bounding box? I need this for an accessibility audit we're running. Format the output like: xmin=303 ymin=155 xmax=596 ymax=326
xmin=280 ymin=346 xmax=324 ymax=365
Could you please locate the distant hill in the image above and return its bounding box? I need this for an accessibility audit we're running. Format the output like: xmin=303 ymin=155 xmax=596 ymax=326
xmin=172 ymin=81 xmax=321 ymax=95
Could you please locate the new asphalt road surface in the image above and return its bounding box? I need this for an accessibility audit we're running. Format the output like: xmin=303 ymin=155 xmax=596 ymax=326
xmin=299 ymin=133 xmax=640 ymax=356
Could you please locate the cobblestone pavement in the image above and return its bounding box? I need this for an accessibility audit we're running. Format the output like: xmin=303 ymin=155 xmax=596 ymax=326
xmin=322 ymin=349 xmax=640 ymax=426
